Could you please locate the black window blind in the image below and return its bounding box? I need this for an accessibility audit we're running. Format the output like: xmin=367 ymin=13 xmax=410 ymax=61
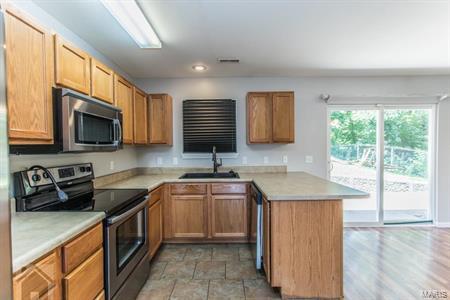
xmin=183 ymin=99 xmax=237 ymax=153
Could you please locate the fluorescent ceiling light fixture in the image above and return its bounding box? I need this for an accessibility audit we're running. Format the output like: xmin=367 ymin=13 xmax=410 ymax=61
xmin=100 ymin=0 xmax=161 ymax=49
xmin=192 ymin=65 xmax=207 ymax=71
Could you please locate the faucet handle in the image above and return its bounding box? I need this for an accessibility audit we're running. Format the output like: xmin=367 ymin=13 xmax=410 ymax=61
xmin=218 ymin=158 xmax=223 ymax=167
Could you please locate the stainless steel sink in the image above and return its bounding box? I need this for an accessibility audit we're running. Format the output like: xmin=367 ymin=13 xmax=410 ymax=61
xmin=179 ymin=171 xmax=239 ymax=179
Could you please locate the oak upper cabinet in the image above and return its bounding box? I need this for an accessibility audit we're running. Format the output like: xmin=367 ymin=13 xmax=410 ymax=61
xmin=148 ymin=188 xmax=163 ymax=258
xmin=211 ymin=194 xmax=247 ymax=238
xmin=133 ymin=87 xmax=148 ymax=144
xmin=114 ymin=75 xmax=134 ymax=144
xmin=171 ymin=195 xmax=208 ymax=238
xmin=5 ymin=5 xmax=54 ymax=145
xmin=247 ymin=91 xmax=294 ymax=144
xmin=247 ymin=92 xmax=272 ymax=143
xmin=54 ymin=35 xmax=91 ymax=94
xmin=148 ymin=94 xmax=173 ymax=145
xmin=272 ymin=92 xmax=295 ymax=142
xmin=90 ymin=58 xmax=114 ymax=104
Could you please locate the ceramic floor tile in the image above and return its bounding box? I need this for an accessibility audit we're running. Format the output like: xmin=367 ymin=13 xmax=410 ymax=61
xmin=156 ymin=248 xmax=187 ymax=262
xmin=149 ymin=261 xmax=167 ymax=280
xmin=170 ymin=279 xmax=209 ymax=300
xmin=184 ymin=247 xmax=212 ymax=262
xmin=238 ymin=246 xmax=253 ymax=261
xmin=208 ymin=279 xmax=245 ymax=300
xmin=194 ymin=261 xmax=226 ymax=279
xmin=136 ymin=279 xmax=175 ymax=300
xmin=162 ymin=261 xmax=196 ymax=279
xmin=212 ymin=247 xmax=239 ymax=261
xmin=226 ymin=261 xmax=258 ymax=280
xmin=244 ymin=279 xmax=281 ymax=299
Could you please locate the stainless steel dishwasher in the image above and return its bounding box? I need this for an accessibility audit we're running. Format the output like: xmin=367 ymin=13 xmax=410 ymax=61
xmin=250 ymin=184 xmax=263 ymax=270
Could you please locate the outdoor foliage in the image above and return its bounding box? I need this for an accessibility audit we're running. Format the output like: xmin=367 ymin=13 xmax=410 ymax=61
xmin=330 ymin=110 xmax=429 ymax=178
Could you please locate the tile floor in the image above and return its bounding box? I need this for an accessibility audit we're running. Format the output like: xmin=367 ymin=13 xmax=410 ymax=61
xmin=136 ymin=243 xmax=281 ymax=300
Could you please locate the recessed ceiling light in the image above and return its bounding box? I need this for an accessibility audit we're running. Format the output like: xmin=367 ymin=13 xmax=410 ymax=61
xmin=100 ymin=0 xmax=161 ymax=49
xmin=192 ymin=65 xmax=207 ymax=71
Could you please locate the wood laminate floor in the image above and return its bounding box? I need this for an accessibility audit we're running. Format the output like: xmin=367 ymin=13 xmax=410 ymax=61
xmin=137 ymin=227 xmax=450 ymax=300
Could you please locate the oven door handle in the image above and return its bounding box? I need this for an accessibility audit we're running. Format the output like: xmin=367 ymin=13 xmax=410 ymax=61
xmin=107 ymin=196 xmax=148 ymax=225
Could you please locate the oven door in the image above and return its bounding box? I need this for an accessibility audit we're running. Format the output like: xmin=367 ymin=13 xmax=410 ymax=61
xmin=61 ymin=91 xmax=122 ymax=152
xmin=106 ymin=199 xmax=148 ymax=299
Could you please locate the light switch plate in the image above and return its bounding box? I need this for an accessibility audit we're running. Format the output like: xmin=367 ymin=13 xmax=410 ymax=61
xmin=242 ymin=156 xmax=248 ymax=165
xmin=157 ymin=157 xmax=163 ymax=165
xmin=282 ymin=155 xmax=288 ymax=164
xmin=109 ymin=161 xmax=114 ymax=170
xmin=172 ymin=157 xmax=178 ymax=165
xmin=305 ymin=155 xmax=313 ymax=164
xmin=263 ymin=156 xmax=269 ymax=164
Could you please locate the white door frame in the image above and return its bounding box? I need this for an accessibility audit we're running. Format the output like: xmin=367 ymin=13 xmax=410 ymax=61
xmin=327 ymin=104 xmax=437 ymax=226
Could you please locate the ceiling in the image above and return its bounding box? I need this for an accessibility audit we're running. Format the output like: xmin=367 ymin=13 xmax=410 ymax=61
xmin=34 ymin=0 xmax=450 ymax=78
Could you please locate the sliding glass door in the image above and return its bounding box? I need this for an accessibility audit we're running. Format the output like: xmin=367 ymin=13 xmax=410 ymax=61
xmin=329 ymin=106 xmax=434 ymax=224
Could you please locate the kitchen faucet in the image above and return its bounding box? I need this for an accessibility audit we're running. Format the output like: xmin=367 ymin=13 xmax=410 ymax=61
xmin=212 ymin=146 xmax=222 ymax=174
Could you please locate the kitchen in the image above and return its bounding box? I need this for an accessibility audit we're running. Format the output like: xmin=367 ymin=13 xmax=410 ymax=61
xmin=1 ymin=1 xmax=450 ymax=300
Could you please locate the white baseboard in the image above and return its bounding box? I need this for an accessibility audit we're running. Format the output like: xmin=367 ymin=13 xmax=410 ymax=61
xmin=435 ymin=222 xmax=450 ymax=228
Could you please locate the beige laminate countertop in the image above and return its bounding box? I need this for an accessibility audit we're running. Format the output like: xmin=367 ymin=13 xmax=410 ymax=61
xmin=11 ymin=211 xmax=105 ymax=273
xmin=101 ymin=171 xmax=369 ymax=201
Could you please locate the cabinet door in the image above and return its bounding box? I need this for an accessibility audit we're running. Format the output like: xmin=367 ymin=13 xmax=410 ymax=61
xmin=263 ymin=197 xmax=271 ymax=283
xmin=90 ymin=58 xmax=114 ymax=104
xmin=211 ymin=195 xmax=247 ymax=238
xmin=63 ymin=248 xmax=103 ymax=300
xmin=148 ymin=199 xmax=163 ymax=258
xmin=171 ymin=195 xmax=207 ymax=238
xmin=272 ymin=92 xmax=294 ymax=143
xmin=148 ymin=94 xmax=173 ymax=145
xmin=247 ymin=92 xmax=272 ymax=143
xmin=13 ymin=250 xmax=61 ymax=300
xmin=133 ymin=87 xmax=148 ymax=144
xmin=5 ymin=6 xmax=54 ymax=145
xmin=54 ymin=35 xmax=90 ymax=94
xmin=114 ymin=75 xmax=133 ymax=144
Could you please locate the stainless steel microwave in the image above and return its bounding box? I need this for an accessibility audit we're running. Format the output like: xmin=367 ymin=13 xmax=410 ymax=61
xmin=10 ymin=88 xmax=123 ymax=154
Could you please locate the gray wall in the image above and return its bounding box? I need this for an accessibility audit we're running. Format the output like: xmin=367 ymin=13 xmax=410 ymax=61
xmin=135 ymin=76 xmax=450 ymax=224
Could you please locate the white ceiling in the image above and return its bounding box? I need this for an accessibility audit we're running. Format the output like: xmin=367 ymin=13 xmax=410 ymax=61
xmin=34 ymin=0 xmax=450 ymax=78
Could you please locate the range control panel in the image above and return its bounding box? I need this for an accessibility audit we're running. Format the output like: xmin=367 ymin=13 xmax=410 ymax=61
xmin=26 ymin=163 xmax=93 ymax=187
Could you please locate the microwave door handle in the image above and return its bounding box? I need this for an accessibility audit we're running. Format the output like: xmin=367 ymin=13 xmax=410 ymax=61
xmin=114 ymin=119 xmax=122 ymax=145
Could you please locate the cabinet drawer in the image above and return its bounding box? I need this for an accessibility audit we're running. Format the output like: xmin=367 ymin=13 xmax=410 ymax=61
xmin=62 ymin=223 xmax=102 ymax=273
xmin=171 ymin=184 xmax=207 ymax=195
xmin=63 ymin=248 xmax=103 ymax=300
xmin=13 ymin=250 xmax=58 ymax=300
xmin=149 ymin=186 xmax=162 ymax=207
xmin=211 ymin=183 xmax=246 ymax=194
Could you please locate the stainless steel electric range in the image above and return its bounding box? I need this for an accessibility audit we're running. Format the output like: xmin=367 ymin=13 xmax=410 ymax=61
xmin=14 ymin=163 xmax=149 ymax=300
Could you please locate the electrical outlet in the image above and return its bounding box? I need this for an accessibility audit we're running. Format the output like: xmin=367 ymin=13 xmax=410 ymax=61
xmin=172 ymin=157 xmax=178 ymax=165
xmin=263 ymin=156 xmax=269 ymax=164
xmin=305 ymin=155 xmax=314 ymax=164
xmin=109 ymin=161 xmax=114 ymax=170
xmin=242 ymin=156 xmax=248 ymax=165
xmin=157 ymin=157 xmax=163 ymax=165
xmin=282 ymin=155 xmax=288 ymax=164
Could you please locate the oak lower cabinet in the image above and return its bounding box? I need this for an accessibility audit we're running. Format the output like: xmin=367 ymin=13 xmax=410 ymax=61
xmin=133 ymin=87 xmax=148 ymax=144
xmin=262 ymin=197 xmax=271 ymax=283
xmin=148 ymin=94 xmax=173 ymax=145
xmin=54 ymin=35 xmax=91 ymax=95
xmin=12 ymin=223 xmax=104 ymax=300
xmin=114 ymin=75 xmax=134 ymax=144
xmin=247 ymin=91 xmax=294 ymax=144
xmin=148 ymin=187 xmax=163 ymax=258
xmin=4 ymin=5 xmax=55 ymax=145
xmin=171 ymin=195 xmax=208 ymax=238
xmin=166 ymin=183 xmax=248 ymax=241
xmin=211 ymin=195 xmax=247 ymax=238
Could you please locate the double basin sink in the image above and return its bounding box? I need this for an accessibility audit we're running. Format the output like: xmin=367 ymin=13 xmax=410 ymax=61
xmin=179 ymin=171 xmax=239 ymax=179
